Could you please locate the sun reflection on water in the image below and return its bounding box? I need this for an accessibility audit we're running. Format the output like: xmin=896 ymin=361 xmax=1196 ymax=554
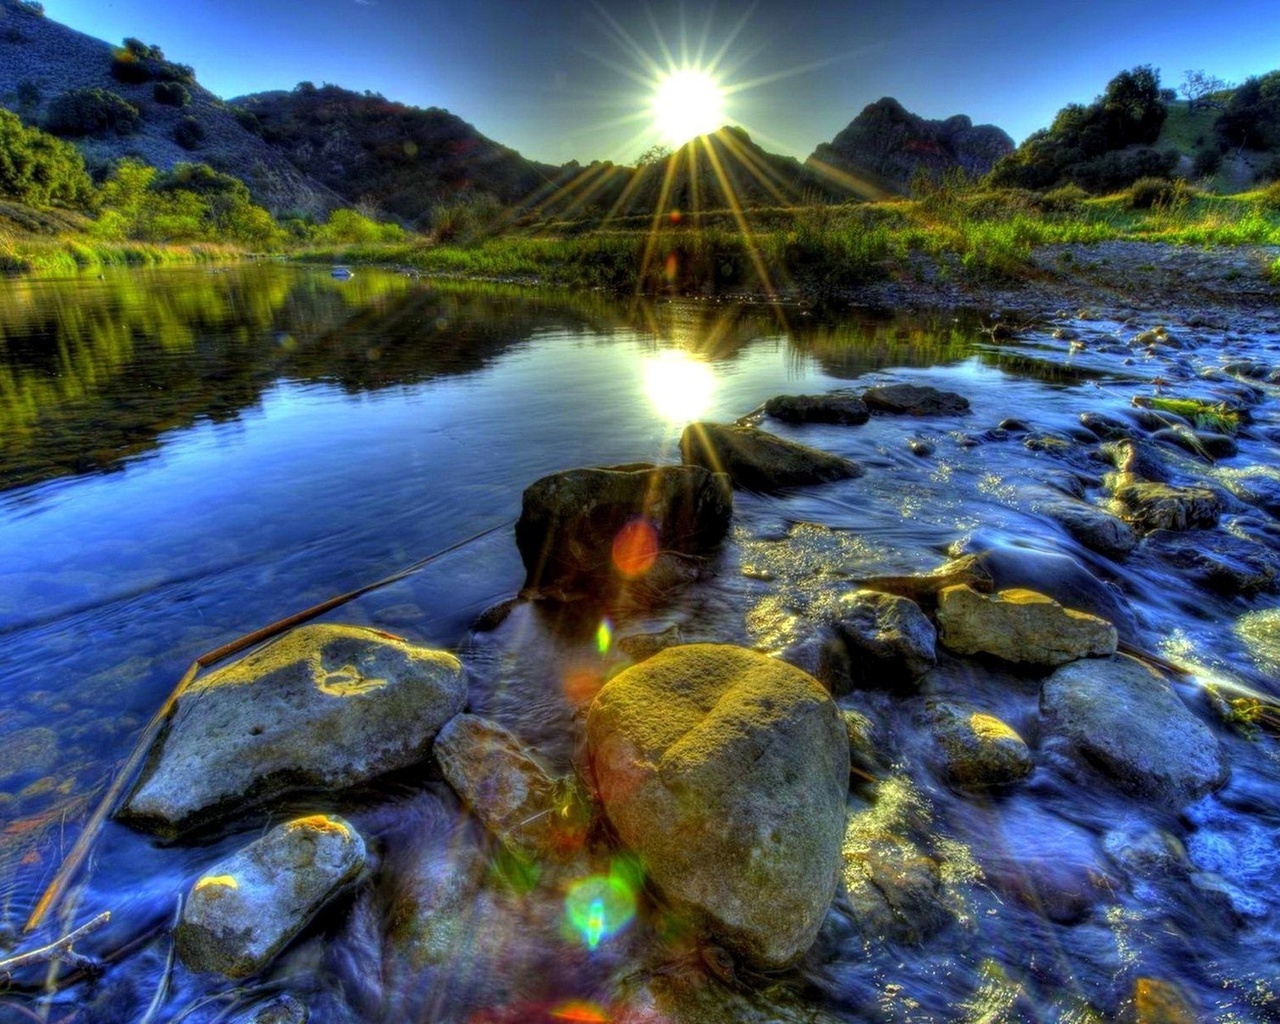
xmin=642 ymin=349 xmax=716 ymax=423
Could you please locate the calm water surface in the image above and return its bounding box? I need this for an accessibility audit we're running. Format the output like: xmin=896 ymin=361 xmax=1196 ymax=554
xmin=1 ymin=265 xmax=1278 ymax=1022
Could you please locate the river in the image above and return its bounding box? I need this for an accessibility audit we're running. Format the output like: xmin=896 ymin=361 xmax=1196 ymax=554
xmin=1 ymin=264 xmax=1278 ymax=1022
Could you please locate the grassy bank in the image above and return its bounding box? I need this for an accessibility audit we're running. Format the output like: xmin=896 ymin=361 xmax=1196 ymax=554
xmin=0 ymin=232 xmax=246 ymax=275
xmin=297 ymin=184 xmax=1280 ymax=297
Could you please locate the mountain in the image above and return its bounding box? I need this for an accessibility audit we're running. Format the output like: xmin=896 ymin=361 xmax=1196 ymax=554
xmin=808 ymin=97 xmax=1014 ymax=194
xmin=233 ymin=84 xmax=567 ymax=228
xmin=0 ymin=0 xmax=335 ymax=213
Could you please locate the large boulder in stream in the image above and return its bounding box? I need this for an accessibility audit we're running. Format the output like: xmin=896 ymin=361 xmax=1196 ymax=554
xmin=176 ymin=814 xmax=366 ymax=978
xmin=764 ymin=392 xmax=870 ymax=425
xmin=587 ymin=644 xmax=849 ymax=968
xmin=120 ymin=625 xmax=466 ymax=837
xmin=937 ymin=585 xmax=1117 ymax=667
xmin=515 ymin=463 xmax=732 ymax=595
xmin=680 ymin=422 xmax=861 ymax=490
xmin=1111 ymin=479 xmax=1222 ymax=533
xmin=862 ymin=383 xmax=970 ymax=416
xmin=1040 ymin=655 xmax=1229 ymax=807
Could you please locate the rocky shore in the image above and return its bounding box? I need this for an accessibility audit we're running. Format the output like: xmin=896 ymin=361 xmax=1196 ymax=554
xmin=92 ymin=295 xmax=1280 ymax=1022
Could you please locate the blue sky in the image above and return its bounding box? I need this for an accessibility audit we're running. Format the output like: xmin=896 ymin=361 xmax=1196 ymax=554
xmin=46 ymin=0 xmax=1280 ymax=165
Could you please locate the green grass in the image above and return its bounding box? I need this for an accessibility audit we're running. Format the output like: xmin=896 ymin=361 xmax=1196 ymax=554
xmin=0 ymin=231 xmax=243 ymax=275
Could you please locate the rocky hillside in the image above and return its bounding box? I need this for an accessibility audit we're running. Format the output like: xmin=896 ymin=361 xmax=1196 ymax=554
xmin=0 ymin=0 xmax=335 ymax=213
xmin=808 ymin=97 xmax=1014 ymax=194
xmin=234 ymin=84 xmax=567 ymax=228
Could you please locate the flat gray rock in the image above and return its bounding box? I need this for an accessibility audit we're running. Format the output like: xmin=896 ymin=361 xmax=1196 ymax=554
xmin=764 ymin=393 xmax=870 ymax=425
xmin=121 ymin=624 xmax=466 ymax=837
xmin=176 ymin=814 xmax=366 ymax=978
xmin=862 ymin=384 xmax=970 ymax=416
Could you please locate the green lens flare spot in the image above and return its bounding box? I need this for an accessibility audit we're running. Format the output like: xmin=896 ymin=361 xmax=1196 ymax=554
xmin=564 ymin=871 xmax=637 ymax=949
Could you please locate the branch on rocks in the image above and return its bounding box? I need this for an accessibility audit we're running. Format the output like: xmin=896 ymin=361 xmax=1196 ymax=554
xmin=0 ymin=911 xmax=109 ymax=982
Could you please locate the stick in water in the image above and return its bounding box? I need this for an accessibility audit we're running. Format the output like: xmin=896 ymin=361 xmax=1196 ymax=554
xmin=23 ymin=521 xmax=511 ymax=934
xmin=0 ymin=911 xmax=110 ymax=979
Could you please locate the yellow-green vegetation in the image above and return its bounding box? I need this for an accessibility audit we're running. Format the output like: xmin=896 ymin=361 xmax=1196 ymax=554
xmin=1143 ymin=397 xmax=1239 ymax=434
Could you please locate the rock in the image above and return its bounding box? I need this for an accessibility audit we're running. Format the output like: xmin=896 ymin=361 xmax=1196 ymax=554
xmin=764 ymin=393 xmax=870 ymax=425
xmin=1217 ymin=468 xmax=1280 ymax=518
xmin=1039 ymin=496 xmax=1137 ymax=558
xmin=1141 ymin=528 xmax=1280 ymax=597
xmin=1131 ymin=978 xmax=1200 ymax=1024
xmin=861 ymin=383 xmax=970 ymax=416
xmin=1111 ymin=480 xmax=1222 ymax=533
xmin=616 ymin=623 xmax=684 ymax=662
xmin=679 ymin=422 xmax=861 ymax=490
xmin=176 ymin=815 xmax=366 ymax=978
xmin=514 ymin=463 xmax=732 ymax=595
xmin=0 ymin=727 xmax=57 ymax=788
xmin=1080 ymin=411 xmax=1138 ymax=441
xmin=1099 ymin=440 xmax=1170 ymax=483
xmin=907 ymin=438 xmax=935 ymax=457
xmin=120 ymin=625 xmax=466 ymax=837
xmin=922 ymin=700 xmax=1033 ymax=788
xmin=824 ymin=590 xmax=936 ymax=693
xmin=936 ymin=585 xmax=1117 ymax=667
xmin=842 ymin=835 xmax=946 ymax=944
xmin=1040 ymin=656 xmax=1229 ymax=807
xmin=434 ymin=714 xmax=589 ymax=859
xmin=1151 ymin=426 xmax=1238 ymax=460
xmin=855 ymin=553 xmax=993 ymax=610
xmin=969 ymin=545 xmax=1138 ymax=641
xmin=587 ymin=644 xmax=848 ymax=967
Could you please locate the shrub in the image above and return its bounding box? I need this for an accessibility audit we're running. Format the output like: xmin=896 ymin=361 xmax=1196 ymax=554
xmin=45 ymin=88 xmax=141 ymax=138
xmin=174 ymin=116 xmax=205 ymax=150
xmin=1191 ymin=148 xmax=1222 ymax=179
xmin=0 ymin=109 xmax=94 ymax=207
xmin=153 ymin=81 xmax=190 ymax=107
xmin=231 ymin=105 xmax=262 ymax=135
xmin=15 ymin=80 xmax=40 ymax=111
xmin=110 ymin=52 xmax=153 ymax=84
xmin=1128 ymin=176 xmax=1190 ymax=211
xmin=1259 ymin=181 xmax=1280 ymax=213
xmin=17 ymin=0 xmax=43 ymax=15
xmin=1041 ymin=182 xmax=1090 ymax=213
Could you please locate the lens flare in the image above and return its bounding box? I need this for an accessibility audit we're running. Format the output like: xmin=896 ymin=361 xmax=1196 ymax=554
xmin=564 ymin=869 xmax=638 ymax=949
xmin=549 ymin=1001 xmax=610 ymax=1023
xmin=642 ymin=350 xmax=716 ymax=423
xmin=596 ymin=618 xmax=613 ymax=655
xmin=612 ymin=518 xmax=660 ymax=577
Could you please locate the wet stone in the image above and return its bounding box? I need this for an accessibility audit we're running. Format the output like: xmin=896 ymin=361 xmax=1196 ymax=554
xmin=824 ymin=590 xmax=937 ymax=693
xmin=1142 ymin=528 xmax=1280 ymax=597
xmin=921 ymin=699 xmax=1033 ymax=789
xmin=862 ymin=383 xmax=970 ymax=417
xmin=1099 ymin=440 xmax=1171 ymax=483
xmin=1080 ymin=411 xmax=1139 ymax=441
xmin=680 ymin=422 xmax=862 ymax=490
xmin=0 ymin=727 xmax=58 ymax=789
xmin=1038 ymin=495 xmax=1138 ymax=559
xmin=764 ymin=392 xmax=870 ymax=425
xmin=936 ymin=585 xmax=1117 ymax=667
xmin=1150 ymin=426 xmax=1238 ymax=461
xmin=1111 ymin=480 xmax=1222 ymax=533
xmin=176 ymin=815 xmax=366 ymax=978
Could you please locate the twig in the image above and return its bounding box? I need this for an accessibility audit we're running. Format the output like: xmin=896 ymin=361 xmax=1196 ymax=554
xmin=24 ymin=520 xmax=513 ymax=935
xmin=0 ymin=911 xmax=109 ymax=979
xmin=136 ymin=896 xmax=181 ymax=1024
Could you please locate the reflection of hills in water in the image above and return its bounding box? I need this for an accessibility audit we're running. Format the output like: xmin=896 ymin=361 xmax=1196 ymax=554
xmin=0 ymin=268 xmax=632 ymax=492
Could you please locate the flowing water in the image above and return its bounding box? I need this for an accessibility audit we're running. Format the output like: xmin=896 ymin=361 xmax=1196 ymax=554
xmin=1 ymin=264 xmax=1279 ymax=1022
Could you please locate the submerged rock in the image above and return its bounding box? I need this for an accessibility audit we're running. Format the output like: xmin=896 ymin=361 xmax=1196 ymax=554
xmin=1080 ymin=411 xmax=1139 ymax=441
xmin=587 ymin=644 xmax=848 ymax=968
xmin=680 ymin=422 xmax=861 ymax=490
xmin=434 ymin=714 xmax=588 ymax=859
xmin=1038 ymin=495 xmax=1138 ymax=559
xmin=1142 ymin=528 xmax=1280 ymax=597
xmin=862 ymin=383 xmax=970 ymax=416
xmin=120 ymin=625 xmax=466 ymax=837
xmin=1111 ymin=480 xmax=1222 ymax=533
xmin=764 ymin=392 xmax=870 ymax=425
xmin=1040 ymin=655 xmax=1229 ymax=807
xmin=515 ymin=463 xmax=732 ymax=596
xmin=922 ymin=699 xmax=1033 ymax=788
xmin=936 ymin=585 xmax=1117 ymax=667
xmin=1099 ymin=440 xmax=1170 ymax=483
xmin=824 ymin=590 xmax=936 ymax=693
xmin=1151 ymin=425 xmax=1238 ymax=461
xmin=176 ymin=815 xmax=366 ymax=978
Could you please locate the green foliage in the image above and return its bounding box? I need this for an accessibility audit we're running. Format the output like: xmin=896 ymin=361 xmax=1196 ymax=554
xmin=314 ymin=208 xmax=407 ymax=245
xmin=1217 ymin=71 xmax=1280 ymax=151
xmin=45 ymin=88 xmax=140 ymax=138
xmin=1259 ymin=181 xmax=1280 ymax=213
xmin=112 ymin=38 xmax=194 ymax=86
xmin=430 ymin=194 xmax=505 ymax=244
xmin=0 ymin=109 xmax=94 ymax=208
xmin=153 ymin=81 xmax=190 ymax=107
xmin=174 ymin=116 xmax=205 ymax=150
xmin=110 ymin=51 xmax=153 ymax=84
xmin=231 ymin=105 xmax=262 ymax=135
xmin=1145 ymin=397 xmax=1239 ymax=434
xmin=988 ymin=66 xmax=1170 ymax=191
xmin=1128 ymin=177 xmax=1191 ymax=211
xmin=1041 ymin=182 xmax=1090 ymax=213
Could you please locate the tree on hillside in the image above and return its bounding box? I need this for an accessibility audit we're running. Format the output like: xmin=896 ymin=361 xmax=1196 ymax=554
xmin=1180 ymin=70 xmax=1231 ymax=113
xmin=1216 ymin=71 xmax=1280 ymax=152
xmin=987 ymin=66 xmax=1172 ymax=192
xmin=44 ymin=88 xmax=141 ymax=138
xmin=0 ymin=110 xmax=94 ymax=208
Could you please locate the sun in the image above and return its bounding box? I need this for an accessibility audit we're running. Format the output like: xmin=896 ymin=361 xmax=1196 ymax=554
xmin=650 ymin=68 xmax=725 ymax=148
